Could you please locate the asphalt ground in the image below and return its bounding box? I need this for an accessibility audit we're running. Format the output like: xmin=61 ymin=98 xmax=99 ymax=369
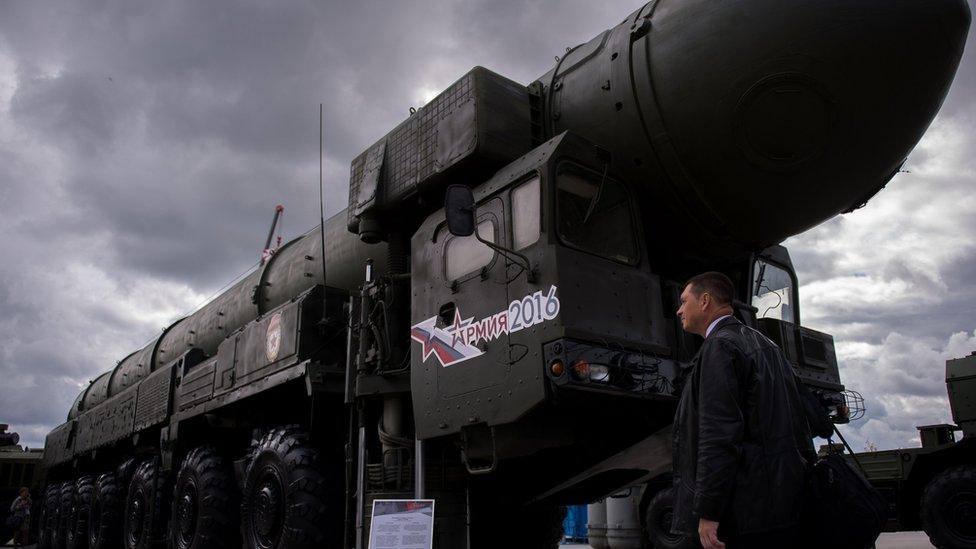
xmin=563 ymin=531 xmax=934 ymax=548
xmin=7 ymin=531 xmax=934 ymax=548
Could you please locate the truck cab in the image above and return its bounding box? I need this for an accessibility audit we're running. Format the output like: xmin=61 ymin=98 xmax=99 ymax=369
xmin=410 ymin=130 xmax=849 ymax=511
xmin=410 ymin=132 xmax=680 ymax=501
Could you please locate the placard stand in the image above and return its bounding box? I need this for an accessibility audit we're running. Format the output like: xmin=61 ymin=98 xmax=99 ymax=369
xmin=367 ymin=499 xmax=435 ymax=549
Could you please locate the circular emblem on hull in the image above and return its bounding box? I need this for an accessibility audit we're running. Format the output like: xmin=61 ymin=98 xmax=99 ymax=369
xmin=266 ymin=312 xmax=282 ymax=363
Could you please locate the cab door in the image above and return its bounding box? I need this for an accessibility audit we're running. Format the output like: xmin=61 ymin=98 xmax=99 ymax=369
xmin=410 ymin=196 xmax=512 ymax=435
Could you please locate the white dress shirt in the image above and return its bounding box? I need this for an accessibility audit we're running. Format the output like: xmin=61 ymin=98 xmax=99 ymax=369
xmin=705 ymin=314 xmax=733 ymax=339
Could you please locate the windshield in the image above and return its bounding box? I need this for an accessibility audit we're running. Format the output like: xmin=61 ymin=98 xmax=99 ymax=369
xmin=556 ymin=163 xmax=638 ymax=264
xmin=752 ymin=259 xmax=796 ymax=324
xmin=512 ymin=176 xmax=541 ymax=250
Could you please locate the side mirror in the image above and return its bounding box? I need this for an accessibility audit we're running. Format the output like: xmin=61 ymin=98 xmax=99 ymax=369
xmin=445 ymin=184 xmax=476 ymax=236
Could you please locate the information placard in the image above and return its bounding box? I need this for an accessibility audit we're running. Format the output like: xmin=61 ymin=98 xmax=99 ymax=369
xmin=367 ymin=499 xmax=435 ymax=549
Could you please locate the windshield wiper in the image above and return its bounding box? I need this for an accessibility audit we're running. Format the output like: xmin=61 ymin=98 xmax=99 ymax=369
xmin=582 ymin=162 xmax=609 ymax=225
xmin=754 ymin=260 xmax=767 ymax=297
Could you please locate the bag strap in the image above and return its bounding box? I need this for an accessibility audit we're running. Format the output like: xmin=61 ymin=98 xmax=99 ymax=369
xmin=830 ymin=424 xmax=869 ymax=476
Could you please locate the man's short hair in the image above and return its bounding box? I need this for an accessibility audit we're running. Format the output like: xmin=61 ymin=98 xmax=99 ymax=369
xmin=684 ymin=271 xmax=735 ymax=307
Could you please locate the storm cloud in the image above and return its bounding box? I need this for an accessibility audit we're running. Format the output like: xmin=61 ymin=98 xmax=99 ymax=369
xmin=0 ymin=0 xmax=974 ymax=452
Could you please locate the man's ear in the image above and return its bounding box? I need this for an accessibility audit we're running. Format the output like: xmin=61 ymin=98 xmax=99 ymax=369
xmin=699 ymin=292 xmax=710 ymax=311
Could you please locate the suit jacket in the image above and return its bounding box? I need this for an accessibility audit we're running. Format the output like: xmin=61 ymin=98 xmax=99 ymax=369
xmin=671 ymin=317 xmax=813 ymax=536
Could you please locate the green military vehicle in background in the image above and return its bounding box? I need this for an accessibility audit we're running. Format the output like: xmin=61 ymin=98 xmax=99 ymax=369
xmin=853 ymin=352 xmax=976 ymax=549
xmin=0 ymin=424 xmax=45 ymax=545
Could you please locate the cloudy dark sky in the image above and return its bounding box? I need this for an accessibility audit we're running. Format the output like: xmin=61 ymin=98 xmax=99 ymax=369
xmin=0 ymin=0 xmax=973 ymax=451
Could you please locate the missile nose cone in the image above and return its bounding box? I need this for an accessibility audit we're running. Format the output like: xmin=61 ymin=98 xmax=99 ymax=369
xmin=861 ymin=0 xmax=971 ymax=96
xmin=639 ymin=0 xmax=972 ymax=247
xmin=542 ymin=0 xmax=970 ymax=257
xmin=932 ymin=0 xmax=972 ymax=47
xmin=725 ymin=0 xmax=969 ymax=170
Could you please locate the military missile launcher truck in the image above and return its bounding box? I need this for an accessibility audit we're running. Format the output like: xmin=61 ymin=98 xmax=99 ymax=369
xmin=850 ymin=352 xmax=976 ymax=549
xmin=38 ymin=1 xmax=970 ymax=548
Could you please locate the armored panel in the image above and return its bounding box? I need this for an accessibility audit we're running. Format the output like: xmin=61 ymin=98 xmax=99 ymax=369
xmin=76 ymin=385 xmax=138 ymax=452
xmin=946 ymin=353 xmax=976 ymax=437
xmin=94 ymin=387 xmax=137 ymax=448
xmin=43 ymin=422 xmax=74 ymax=467
xmin=348 ymin=66 xmax=531 ymax=233
xmin=213 ymin=335 xmax=239 ymax=395
xmin=796 ymin=325 xmax=841 ymax=388
xmin=758 ymin=318 xmax=842 ymax=390
xmin=74 ymin=411 xmax=95 ymax=454
xmin=110 ymin=343 xmax=155 ymax=395
xmin=235 ymin=298 xmax=300 ymax=387
xmin=855 ymin=450 xmax=906 ymax=482
xmin=177 ymin=358 xmax=217 ymax=415
xmin=133 ymin=363 xmax=175 ymax=431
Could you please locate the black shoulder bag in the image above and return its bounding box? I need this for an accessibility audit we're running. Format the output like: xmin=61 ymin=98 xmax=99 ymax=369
xmin=801 ymin=425 xmax=888 ymax=549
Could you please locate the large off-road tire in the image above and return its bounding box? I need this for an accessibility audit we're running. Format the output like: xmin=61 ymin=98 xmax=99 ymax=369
xmin=171 ymin=446 xmax=240 ymax=549
xmin=116 ymin=458 xmax=139 ymax=497
xmin=469 ymin=490 xmax=567 ymax=549
xmin=241 ymin=426 xmax=341 ymax=549
xmin=88 ymin=472 xmax=122 ymax=549
xmin=644 ymin=488 xmax=697 ymax=549
xmin=921 ymin=465 xmax=976 ymax=549
xmin=39 ymin=483 xmax=61 ymax=549
xmin=34 ymin=493 xmax=48 ymax=548
xmin=31 ymin=494 xmax=46 ymax=545
xmin=54 ymin=481 xmax=76 ymax=549
xmin=122 ymin=460 xmax=164 ymax=549
xmin=66 ymin=476 xmax=95 ymax=549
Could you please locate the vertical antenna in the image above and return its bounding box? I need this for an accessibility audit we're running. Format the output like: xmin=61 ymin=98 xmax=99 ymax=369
xmin=319 ymin=103 xmax=329 ymax=323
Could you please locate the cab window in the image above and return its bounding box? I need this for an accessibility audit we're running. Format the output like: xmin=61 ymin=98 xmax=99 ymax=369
xmin=753 ymin=260 xmax=796 ymax=324
xmin=511 ymin=176 xmax=541 ymax=250
xmin=556 ymin=164 xmax=637 ymax=264
xmin=446 ymin=219 xmax=496 ymax=281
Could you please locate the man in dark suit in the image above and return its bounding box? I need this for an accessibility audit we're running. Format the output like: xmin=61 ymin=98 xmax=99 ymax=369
xmin=671 ymin=272 xmax=813 ymax=549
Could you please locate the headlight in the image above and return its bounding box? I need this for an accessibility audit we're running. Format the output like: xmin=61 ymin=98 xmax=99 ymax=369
xmin=569 ymin=359 xmax=610 ymax=382
xmin=589 ymin=365 xmax=610 ymax=382
xmin=570 ymin=359 xmax=590 ymax=380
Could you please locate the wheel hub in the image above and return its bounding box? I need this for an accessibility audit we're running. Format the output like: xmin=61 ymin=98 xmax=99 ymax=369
xmin=89 ymin=498 xmax=101 ymax=543
xmin=660 ymin=509 xmax=681 ymax=541
xmin=947 ymin=490 xmax=976 ymax=540
xmin=253 ymin=472 xmax=284 ymax=545
xmin=177 ymin=486 xmax=198 ymax=543
xmin=67 ymin=505 xmax=77 ymax=541
xmin=128 ymin=496 xmax=144 ymax=540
